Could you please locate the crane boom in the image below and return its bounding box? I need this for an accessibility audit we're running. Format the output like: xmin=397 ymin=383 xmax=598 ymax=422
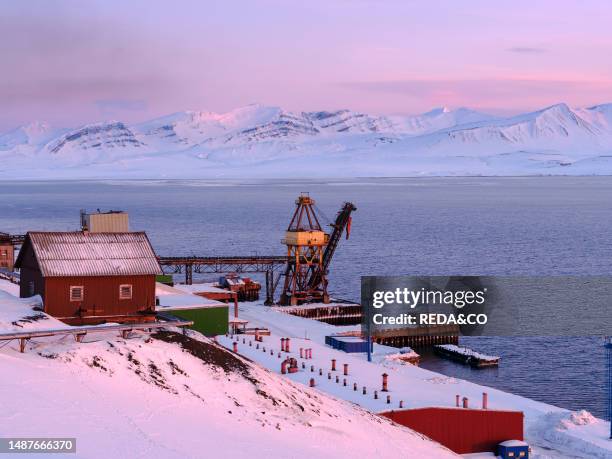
xmin=308 ymin=201 xmax=356 ymax=290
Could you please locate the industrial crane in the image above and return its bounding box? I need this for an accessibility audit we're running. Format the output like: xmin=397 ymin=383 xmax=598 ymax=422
xmin=279 ymin=195 xmax=356 ymax=306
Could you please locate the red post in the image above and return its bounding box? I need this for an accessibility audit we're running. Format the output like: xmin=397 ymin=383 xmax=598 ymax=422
xmin=232 ymin=341 xmax=238 ymax=353
xmin=285 ymin=338 xmax=290 ymax=353
xmin=455 ymin=394 xmax=460 ymax=407
xmin=482 ymin=392 xmax=488 ymax=410
xmin=399 ymin=400 xmax=404 ymax=409
xmin=343 ymin=363 xmax=349 ymax=376
xmin=462 ymin=397 xmax=469 ymax=409
xmin=280 ymin=338 xmax=286 ymax=352
xmin=281 ymin=360 xmax=288 ymax=374
xmin=300 ymin=348 xmax=304 ymax=358
xmin=331 ymin=359 xmax=336 ymax=371
xmin=382 ymin=373 xmax=389 ymax=392
xmin=309 ymin=378 xmax=315 ymax=387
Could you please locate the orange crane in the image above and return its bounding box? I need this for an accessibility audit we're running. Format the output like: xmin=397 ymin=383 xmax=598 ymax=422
xmin=279 ymin=194 xmax=356 ymax=306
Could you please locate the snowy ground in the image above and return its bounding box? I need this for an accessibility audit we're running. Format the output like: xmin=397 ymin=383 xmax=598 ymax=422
xmin=218 ymin=301 xmax=612 ymax=459
xmin=0 ymin=280 xmax=457 ymax=459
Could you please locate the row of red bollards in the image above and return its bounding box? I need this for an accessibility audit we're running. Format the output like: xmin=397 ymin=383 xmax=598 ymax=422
xmin=299 ymin=347 xmax=313 ymax=359
xmin=233 ymin=336 xmax=403 ymax=408
xmin=455 ymin=392 xmax=489 ymax=409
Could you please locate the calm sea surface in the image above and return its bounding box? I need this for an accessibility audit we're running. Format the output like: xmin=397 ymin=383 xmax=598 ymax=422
xmin=0 ymin=177 xmax=610 ymax=417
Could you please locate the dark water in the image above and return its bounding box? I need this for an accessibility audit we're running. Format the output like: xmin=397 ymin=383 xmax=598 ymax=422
xmin=0 ymin=177 xmax=610 ymax=417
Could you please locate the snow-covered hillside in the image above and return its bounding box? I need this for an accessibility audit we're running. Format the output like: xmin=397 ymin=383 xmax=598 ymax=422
xmin=3 ymin=102 xmax=612 ymax=178
xmin=0 ymin=288 xmax=455 ymax=459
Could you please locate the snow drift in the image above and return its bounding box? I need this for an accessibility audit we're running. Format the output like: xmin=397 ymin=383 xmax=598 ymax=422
xmin=0 ymin=289 xmax=455 ymax=458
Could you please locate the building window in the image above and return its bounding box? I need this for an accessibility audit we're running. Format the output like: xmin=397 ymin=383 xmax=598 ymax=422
xmin=70 ymin=286 xmax=84 ymax=302
xmin=119 ymin=284 xmax=133 ymax=300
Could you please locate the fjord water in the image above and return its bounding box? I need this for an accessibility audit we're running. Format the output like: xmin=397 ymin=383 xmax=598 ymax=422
xmin=0 ymin=177 xmax=610 ymax=417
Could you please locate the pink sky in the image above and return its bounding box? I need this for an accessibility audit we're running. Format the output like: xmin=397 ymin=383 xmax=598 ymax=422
xmin=2 ymin=0 xmax=612 ymax=130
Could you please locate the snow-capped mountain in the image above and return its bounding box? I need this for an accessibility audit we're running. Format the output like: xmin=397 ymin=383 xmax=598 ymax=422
xmin=3 ymin=102 xmax=612 ymax=178
xmin=0 ymin=121 xmax=63 ymax=151
xmin=46 ymin=121 xmax=145 ymax=155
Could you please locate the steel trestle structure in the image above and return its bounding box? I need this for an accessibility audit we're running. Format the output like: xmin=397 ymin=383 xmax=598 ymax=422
xmin=157 ymin=256 xmax=288 ymax=305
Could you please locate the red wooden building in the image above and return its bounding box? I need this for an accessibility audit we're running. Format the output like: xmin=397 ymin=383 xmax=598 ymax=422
xmin=15 ymin=232 xmax=162 ymax=325
xmin=0 ymin=233 xmax=14 ymax=271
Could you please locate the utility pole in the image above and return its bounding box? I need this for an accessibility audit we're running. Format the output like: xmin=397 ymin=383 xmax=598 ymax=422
xmin=605 ymin=336 xmax=612 ymax=439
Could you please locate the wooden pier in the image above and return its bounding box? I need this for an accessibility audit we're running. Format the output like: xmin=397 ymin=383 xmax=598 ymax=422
xmin=373 ymin=325 xmax=459 ymax=348
xmin=433 ymin=344 xmax=500 ymax=368
xmin=275 ymin=303 xmax=362 ymax=325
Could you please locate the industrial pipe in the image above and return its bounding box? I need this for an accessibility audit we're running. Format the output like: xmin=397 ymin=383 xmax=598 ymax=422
xmin=343 ymin=363 xmax=349 ymax=376
xmin=382 ymin=373 xmax=389 ymax=392
xmin=331 ymin=359 xmax=336 ymax=371
xmin=285 ymin=338 xmax=290 ymax=353
xmin=280 ymin=338 xmax=286 ymax=352
xmin=463 ymin=397 xmax=469 ymax=409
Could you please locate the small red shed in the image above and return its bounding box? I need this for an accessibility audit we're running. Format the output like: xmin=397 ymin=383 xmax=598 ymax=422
xmin=15 ymin=231 xmax=162 ymax=325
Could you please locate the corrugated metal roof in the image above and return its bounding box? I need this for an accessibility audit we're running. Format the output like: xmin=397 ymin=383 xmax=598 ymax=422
xmin=24 ymin=232 xmax=162 ymax=277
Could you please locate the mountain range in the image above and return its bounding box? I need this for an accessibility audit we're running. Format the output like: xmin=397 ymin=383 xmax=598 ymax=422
xmin=2 ymin=102 xmax=612 ymax=179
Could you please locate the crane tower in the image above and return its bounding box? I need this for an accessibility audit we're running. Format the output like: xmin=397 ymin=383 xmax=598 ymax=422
xmin=279 ymin=194 xmax=356 ymax=306
xmin=279 ymin=194 xmax=330 ymax=306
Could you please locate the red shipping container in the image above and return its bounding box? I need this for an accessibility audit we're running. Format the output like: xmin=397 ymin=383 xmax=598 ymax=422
xmin=381 ymin=407 xmax=524 ymax=454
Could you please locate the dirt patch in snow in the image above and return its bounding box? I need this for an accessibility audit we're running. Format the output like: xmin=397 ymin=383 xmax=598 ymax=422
xmin=11 ymin=313 xmax=47 ymax=328
xmin=152 ymin=331 xmax=254 ymax=382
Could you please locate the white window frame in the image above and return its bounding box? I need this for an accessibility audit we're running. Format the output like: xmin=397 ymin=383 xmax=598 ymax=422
xmin=119 ymin=284 xmax=133 ymax=300
xmin=70 ymin=285 xmax=84 ymax=302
